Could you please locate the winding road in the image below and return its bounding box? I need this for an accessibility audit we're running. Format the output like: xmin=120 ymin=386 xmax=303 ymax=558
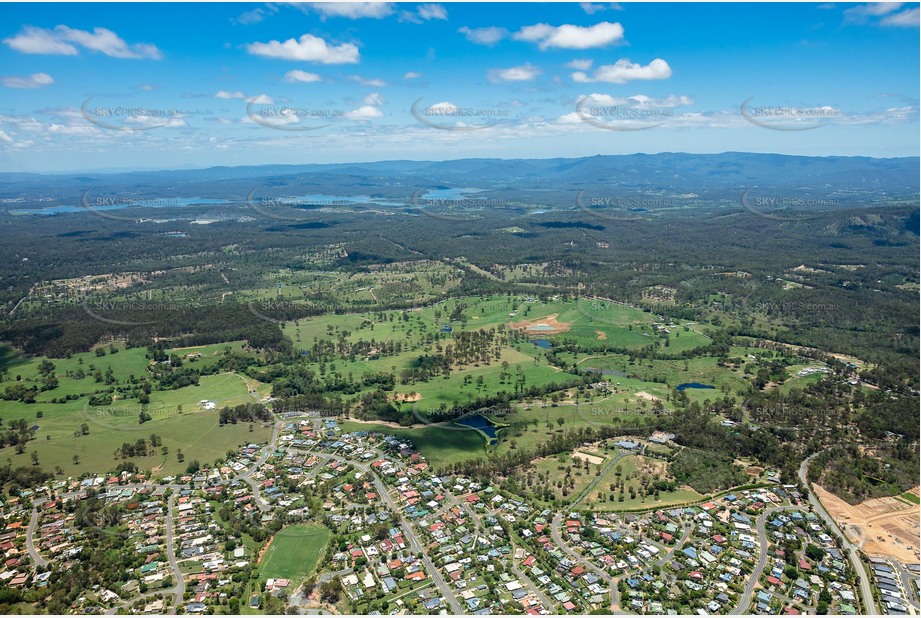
xmin=798 ymin=451 xmax=877 ymax=615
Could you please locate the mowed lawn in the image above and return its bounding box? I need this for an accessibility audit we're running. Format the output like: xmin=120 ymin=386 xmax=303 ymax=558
xmin=339 ymin=420 xmax=485 ymax=469
xmin=258 ymin=524 xmax=330 ymax=582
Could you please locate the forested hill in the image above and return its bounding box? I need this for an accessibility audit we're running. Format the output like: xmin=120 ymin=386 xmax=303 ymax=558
xmin=0 ymin=152 xmax=917 ymax=201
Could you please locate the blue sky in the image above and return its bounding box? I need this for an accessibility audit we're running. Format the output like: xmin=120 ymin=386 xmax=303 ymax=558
xmin=0 ymin=1 xmax=918 ymax=172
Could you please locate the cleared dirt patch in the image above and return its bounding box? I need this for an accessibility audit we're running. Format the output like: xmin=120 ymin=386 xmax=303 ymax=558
xmin=392 ymin=392 xmax=422 ymax=403
xmin=573 ymin=451 xmax=605 ymax=466
xmin=815 ymin=484 xmax=920 ymax=563
xmin=595 ymin=330 xmax=607 ymax=340
xmin=509 ymin=313 xmax=571 ymax=335
xmin=634 ymin=391 xmax=662 ymax=402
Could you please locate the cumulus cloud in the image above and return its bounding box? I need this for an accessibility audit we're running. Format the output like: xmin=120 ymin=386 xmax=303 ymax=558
xmin=246 ymin=34 xmax=359 ymax=64
xmin=2 ymin=72 xmax=54 ymax=89
xmin=458 ymin=26 xmax=508 ymax=45
xmin=3 ymin=25 xmax=162 ymax=59
xmin=350 ymin=75 xmax=388 ymax=87
xmin=571 ymin=58 xmax=671 ymax=83
xmin=249 ymin=94 xmax=274 ymax=105
xmin=404 ymin=71 xmax=422 ymax=79
xmin=344 ymin=105 xmax=383 ymax=120
xmin=215 ymin=90 xmax=247 ymax=99
xmin=580 ymin=93 xmax=693 ymax=108
xmin=307 ymin=2 xmax=393 ymax=19
xmin=284 ymin=70 xmax=323 ymax=83
xmin=580 ymin=2 xmax=623 ymax=13
xmin=566 ymin=59 xmax=593 ymax=70
xmin=362 ymin=92 xmax=384 ymax=106
xmin=488 ymin=63 xmax=541 ymax=83
xmin=514 ymin=22 xmax=624 ymax=50
xmin=401 ymin=4 xmax=447 ymax=22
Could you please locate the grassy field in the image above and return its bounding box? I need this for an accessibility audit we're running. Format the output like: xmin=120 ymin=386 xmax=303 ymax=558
xmin=0 ymin=372 xmax=270 ymax=477
xmin=526 ymin=452 xmax=610 ymax=502
xmin=258 ymin=524 xmax=331 ymax=581
xmin=339 ymin=419 xmax=485 ymax=469
xmin=587 ymin=454 xmax=703 ymax=510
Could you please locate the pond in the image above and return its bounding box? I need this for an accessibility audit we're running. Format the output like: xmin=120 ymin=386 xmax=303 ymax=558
xmin=455 ymin=414 xmax=499 ymax=439
xmin=533 ymin=339 xmax=552 ymax=349
xmin=676 ymin=382 xmax=716 ymax=391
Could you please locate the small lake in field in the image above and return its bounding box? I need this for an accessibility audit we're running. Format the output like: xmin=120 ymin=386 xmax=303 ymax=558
xmin=676 ymin=382 xmax=715 ymax=391
xmin=533 ymin=339 xmax=553 ymax=349
xmin=456 ymin=414 xmax=498 ymax=438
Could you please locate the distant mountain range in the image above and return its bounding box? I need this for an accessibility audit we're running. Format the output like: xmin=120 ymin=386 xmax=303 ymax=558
xmin=1 ymin=152 xmax=918 ymax=204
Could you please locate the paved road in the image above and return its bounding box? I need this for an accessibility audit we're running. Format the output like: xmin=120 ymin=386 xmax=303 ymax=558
xmin=307 ymin=449 xmax=464 ymax=615
xmin=508 ymin=543 xmax=556 ymax=612
xmin=798 ymin=451 xmax=877 ymax=615
xmin=26 ymin=508 xmax=48 ymax=568
xmin=550 ymin=513 xmax=620 ymax=611
xmin=163 ymin=492 xmax=186 ymax=614
xmin=894 ymin=562 xmax=920 ymax=610
xmin=732 ymin=505 xmax=800 ymax=614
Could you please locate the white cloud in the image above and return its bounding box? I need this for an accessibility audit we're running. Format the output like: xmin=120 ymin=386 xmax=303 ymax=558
xmin=246 ymin=34 xmax=359 ymax=64
xmin=215 ymin=90 xmax=247 ymax=99
xmin=571 ymin=58 xmax=671 ymax=83
xmin=580 ymin=2 xmax=623 ymax=14
xmin=566 ymin=59 xmax=593 ymax=70
xmin=880 ymin=7 xmax=919 ymax=26
xmin=458 ymin=26 xmax=508 ymax=45
xmin=417 ymin=4 xmax=448 ymax=20
xmin=307 ymin=2 xmax=393 ymax=19
xmin=284 ymin=70 xmax=323 ymax=83
xmin=2 ymin=72 xmax=54 ymax=89
xmin=427 ymin=101 xmax=459 ymax=113
xmin=0 ymin=130 xmax=13 ymax=143
xmin=363 ymin=92 xmax=384 ymax=106
xmin=488 ymin=63 xmax=541 ymax=83
xmin=404 ymin=71 xmax=422 ymax=79
xmin=3 ymin=25 xmax=161 ymax=59
xmin=3 ymin=26 xmax=77 ymax=55
xmin=400 ymin=4 xmax=447 ymax=23
xmin=515 ymin=22 xmax=625 ymax=50
xmin=249 ymin=94 xmax=274 ymax=105
xmin=845 ymin=2 xmax=903 ymax=18
xmin=350 ymin=75 xmax=388 ymax=87
xmin=581 ymin=93 xmax=693 ymax=108
xmin=234 ymin=7 xmax=269 ymax=24
xmin=344 ymin=105 xmax=383 ymax=120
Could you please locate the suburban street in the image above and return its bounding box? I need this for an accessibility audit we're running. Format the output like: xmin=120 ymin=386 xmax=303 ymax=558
xmin=26 ymin=508 xmax=48 ymax=567
xmin=798 ymin=451 xmax=877 ymax=615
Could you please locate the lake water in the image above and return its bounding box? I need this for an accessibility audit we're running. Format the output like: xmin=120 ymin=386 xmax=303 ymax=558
xmin=676 ymin=382 xmax=716 ymax=391
xmin=533 ymin=339 xmax=552 ymax=349
xmin=13 ymin=197 xmax=232 ymax=215
xmin=289 ymin=194 xmax=404 ymax=206
xmin=456 ymin=414 xmax=499 ymax=439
